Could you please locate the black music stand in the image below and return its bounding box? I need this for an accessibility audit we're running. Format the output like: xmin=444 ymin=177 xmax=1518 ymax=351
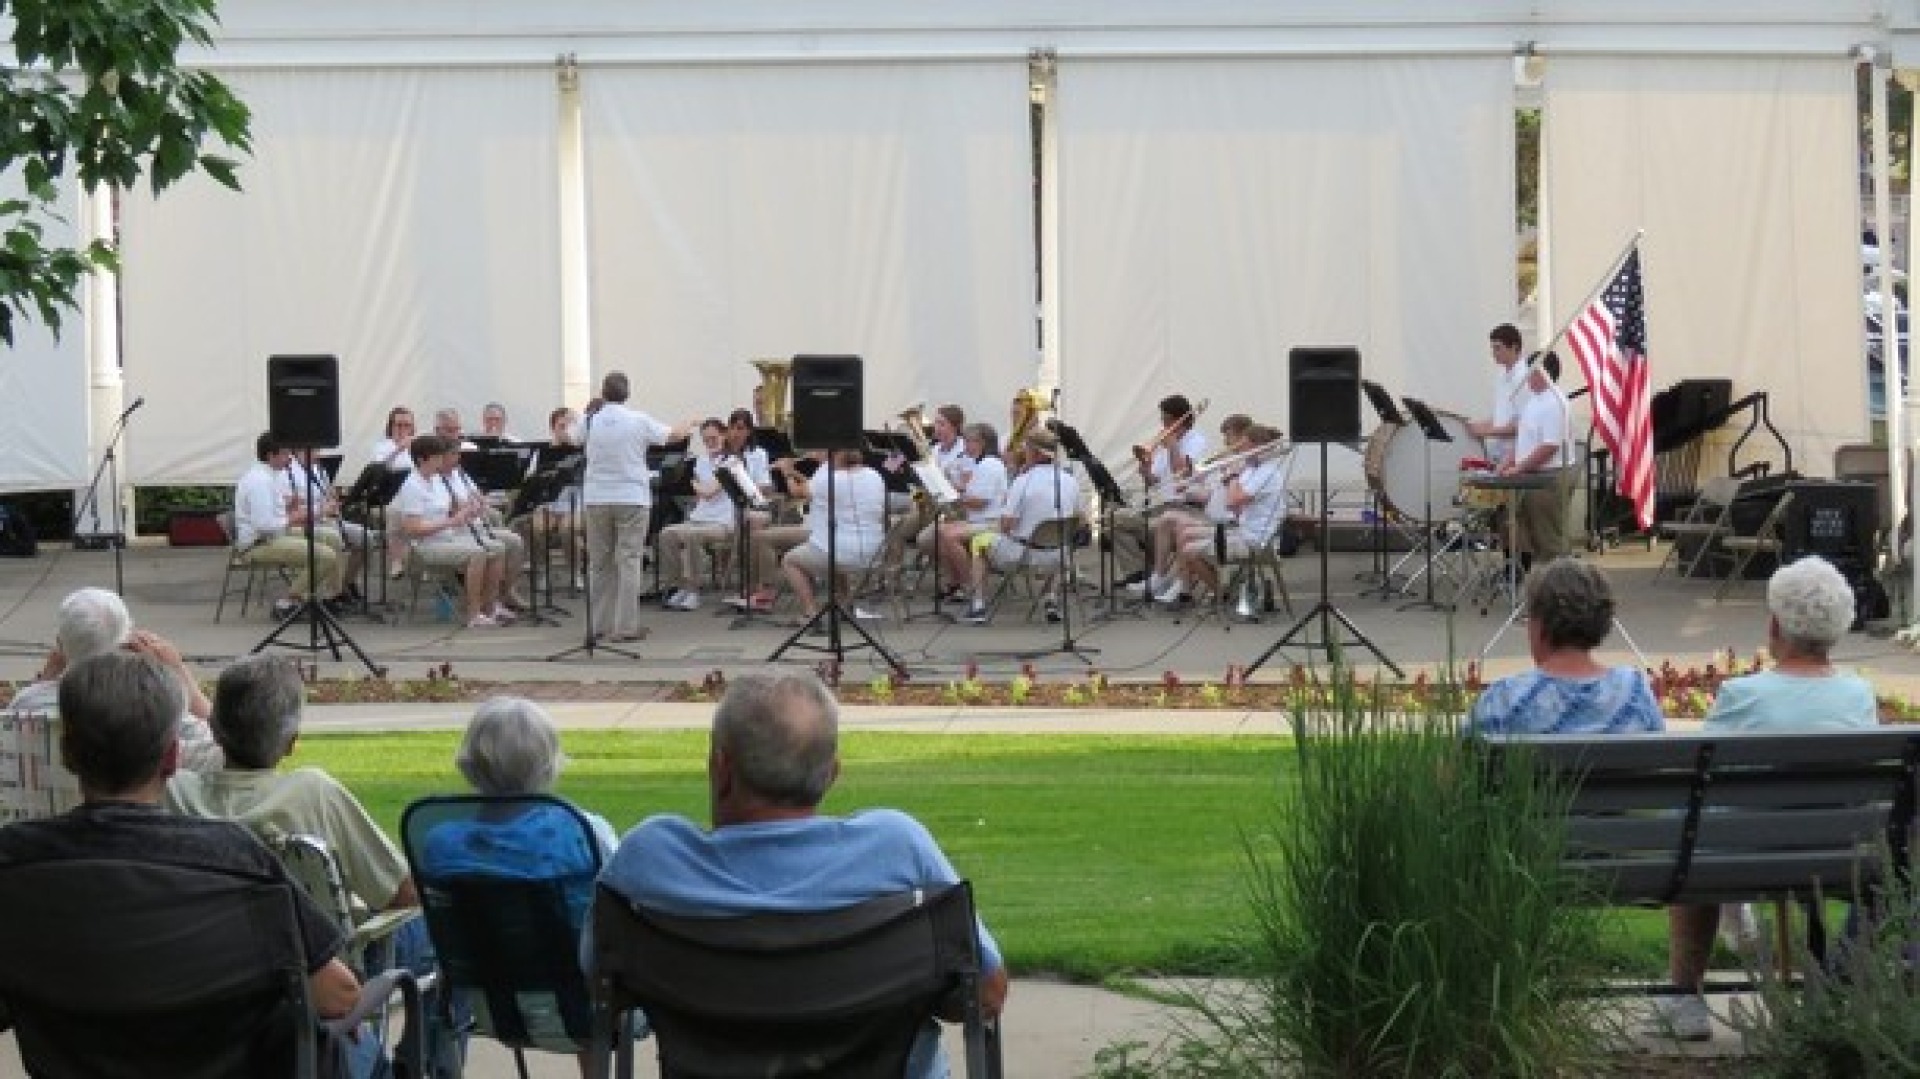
xmin=1017 ymin=418 xmax=1098 ymax=665
xmin=506 ymin=461 xmax=577 ymax=626
xmin=1049 ymin=420 xmax=1132 ymax=621
xmin=1245 ymin=438 xmax=1401 ymax=678
xmin=1396 ymin=397 xmax=1455 ymax=613
xmin=1355 ymin=380 xmax=1403 ymax=594
xmin=340 ymin=463 xmax=407 ymax=616
xmin=461 ymin=446 xmax=534 ymax=495
xmin=715 ymin=463 xmax=770 ymax=628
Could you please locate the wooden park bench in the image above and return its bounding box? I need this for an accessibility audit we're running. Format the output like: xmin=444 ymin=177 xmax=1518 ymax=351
xmin=1478 ymin=728 xmax=1920 ymax=991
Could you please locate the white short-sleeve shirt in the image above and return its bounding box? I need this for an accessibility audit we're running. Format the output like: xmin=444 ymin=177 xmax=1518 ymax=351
xmin=583 ymin=403 xmax=672 ymax=506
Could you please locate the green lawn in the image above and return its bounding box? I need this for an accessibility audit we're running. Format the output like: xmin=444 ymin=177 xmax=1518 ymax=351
xmin=294 ymin=729 xmax=1670 ymax=982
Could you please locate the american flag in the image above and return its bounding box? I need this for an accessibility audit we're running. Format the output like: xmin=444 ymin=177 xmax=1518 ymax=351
xmin=1566 ymin=248 xmax=1654 ymax=530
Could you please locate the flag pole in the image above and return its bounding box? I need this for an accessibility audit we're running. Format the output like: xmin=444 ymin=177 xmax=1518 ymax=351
xmin=1538 ymin=229 xmax=1645 ymax=361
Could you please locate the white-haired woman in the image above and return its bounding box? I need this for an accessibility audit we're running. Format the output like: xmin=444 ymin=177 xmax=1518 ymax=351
xmin=11 ymin=587 xmax=221 ymax=771
xmin=1657 ymin=555 xmax=1876 ymax=1042
xmin=420 ymin=696 xmax=617 ymax=888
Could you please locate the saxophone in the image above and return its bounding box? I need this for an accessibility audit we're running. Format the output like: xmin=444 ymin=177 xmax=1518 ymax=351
xmin=751 ymin=359 xmax=793 ymax=432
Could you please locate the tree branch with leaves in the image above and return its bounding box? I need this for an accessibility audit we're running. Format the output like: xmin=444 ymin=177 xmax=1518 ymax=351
xmin=0 ymin=0 xmax=249 ymax=344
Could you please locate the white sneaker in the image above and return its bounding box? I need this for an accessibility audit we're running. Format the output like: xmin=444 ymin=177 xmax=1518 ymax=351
xmin=488 ymin=604 xmax=518 ymax=624
xmin=674 ymin=590 xmax=701 ymax=611
xmin=852 ymin=605 xmax=882 ymax=621
xmin=1125 ymin=573 xmax=1163 ymax=597
xmin=465 ymin=613 xmax=498 ymax=629
xmin=1644 ymin=994 xmax=1714 ymax=1042
xmin=963 ymin=602 xmax=990 ymax=624
xmin=663 ymin=588 xmax=686 ymax=609
xmin=1154 ymin=581 xmax=1188 ymax=605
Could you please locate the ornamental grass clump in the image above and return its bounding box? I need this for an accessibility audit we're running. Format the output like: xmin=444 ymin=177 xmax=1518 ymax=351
xmin=1733 ymin=856 xmax=1920 ymax=1077
xmin=1105 ymin=669 xmax=1616 ymax=1077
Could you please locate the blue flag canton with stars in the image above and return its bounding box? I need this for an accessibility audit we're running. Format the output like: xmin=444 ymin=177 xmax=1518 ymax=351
xmin=1606 ymin=250 xmax=1647 ymax=358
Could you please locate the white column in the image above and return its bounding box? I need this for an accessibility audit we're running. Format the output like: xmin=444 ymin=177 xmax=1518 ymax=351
xmin=1034 ymin=49 xmax=1060 ymax=395
xmin=556 ymin=54 xmax=592 ymax=409
xmin=1869 ymin=50 xmax=1907 ymax=541
xmin=82 ymin=185 xmax=126 ymax=537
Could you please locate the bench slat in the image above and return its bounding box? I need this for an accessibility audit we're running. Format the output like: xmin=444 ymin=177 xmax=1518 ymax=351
xmin=1572 ymin=850 xmax=1885 ymax=905
xmin=1570 ymin=806 xmax=1893 ymax=857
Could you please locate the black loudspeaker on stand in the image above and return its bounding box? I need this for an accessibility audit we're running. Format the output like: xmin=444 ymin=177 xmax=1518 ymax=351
xmin=252 ymin=355 xmax=382 ymax=677
xmin=1247 ymin=349 xmax=1401 ymax=678
xmin=770 ymin=356 xmax=904 ymax=674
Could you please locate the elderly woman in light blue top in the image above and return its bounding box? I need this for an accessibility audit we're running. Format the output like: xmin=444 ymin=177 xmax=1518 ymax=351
xmin=1469 ymin=558 xmax=1664 ymax=735
xmin=1703 ymin=555 xmax=1876 ymax=731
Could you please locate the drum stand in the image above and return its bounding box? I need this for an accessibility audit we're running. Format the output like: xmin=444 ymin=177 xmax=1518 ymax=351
xmin=1396 ymin=398 xmax=1456 ymax=613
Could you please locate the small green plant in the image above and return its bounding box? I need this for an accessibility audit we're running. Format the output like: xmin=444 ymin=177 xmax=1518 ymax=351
xmin=866 ymin=675 xmax=894 ymax=705
xmin=1733 ymin=855 xmax=1920 ymax=1076
xmin=1198 ymin=683 xmax=1224 ymax=707
xmin=1007 ymin=675 xmax=1032 ymax=706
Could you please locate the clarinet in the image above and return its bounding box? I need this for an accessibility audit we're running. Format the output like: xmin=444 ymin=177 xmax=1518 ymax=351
xmin=443 ymin=474 xmax=488 ymax=544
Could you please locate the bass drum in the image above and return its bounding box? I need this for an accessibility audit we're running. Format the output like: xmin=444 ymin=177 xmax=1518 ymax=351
xmin=1362 ymin=411 xmax=1486 ymax=522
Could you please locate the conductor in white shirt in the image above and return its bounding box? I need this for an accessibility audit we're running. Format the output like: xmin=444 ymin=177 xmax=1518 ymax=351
xmin=581 ymin=371 xmax=693 ymax=643
xmin=1501 ymin=350 xmax=1576 ymax=568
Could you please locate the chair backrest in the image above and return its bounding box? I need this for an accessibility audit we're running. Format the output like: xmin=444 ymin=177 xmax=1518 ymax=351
xmin=591 ymin=881 xmax=986 ymax=1079
xmin=0 ymin=708 xmax=81 ymax=823
xmin=1022 ymin=516 xmax=1077 ymax=553
xmin=1481 ymin=730 xmax=1920 ymax=906
xmin=0 ymin=856 xmax=320 ymax=1078
xmin=400 ymin=794 xmax=607 ymax=1054
xmin=1753 ymin=490 xmax=1797 ymax=540
xmin=264 ymin=831 xmax=359 ymax=935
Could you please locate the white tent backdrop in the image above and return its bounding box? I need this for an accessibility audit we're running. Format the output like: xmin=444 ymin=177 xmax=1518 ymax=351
xmin=1052 ymin=56 xmax=1515 ymax=467
xmin=0 ymin=175 xmax=90 ymax=491
xmin=120 ymin=67 xmax=563 ymax=482
xmin=581 ymin=61 xmax=1037 ymax=426
xmin=1542 ymin=54 xmax=1862 ymax=478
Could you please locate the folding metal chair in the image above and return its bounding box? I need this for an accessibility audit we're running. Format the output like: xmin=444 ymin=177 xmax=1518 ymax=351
xmin=981 ymin=517 xmax=1079 ymax=624
xmin=1713 ymin=491 xmax=1797 ymax=601
xmin=400 ymin=793 xmax=637 ymax=1079
xmin=1654 ymin=475 xmax=1742 ymax=582
xmin=587 ymin=880 xmax=1003 ymax=1079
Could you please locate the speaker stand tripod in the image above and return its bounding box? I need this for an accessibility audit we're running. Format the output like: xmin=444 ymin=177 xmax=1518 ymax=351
xmin=770 ymin=460 xmax=905 ymax=674
xmin=251 ymin=466 xmax=383 ymax=677
xmin=1246 ymin=440 xmax=1401 ymax=678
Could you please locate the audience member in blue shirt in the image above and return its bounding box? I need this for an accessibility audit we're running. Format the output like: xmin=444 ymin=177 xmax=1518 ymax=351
xmin=588 ymin=669 xmax=1007 ymax=1079
xmin=1661 ymin=556 xmax=1875 ymax=1041
xmin=1470 ymin=557 xmax=1664 ymax=735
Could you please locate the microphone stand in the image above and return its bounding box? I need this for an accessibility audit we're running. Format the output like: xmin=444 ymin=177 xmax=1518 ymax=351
xmin=72 ymin=398 xmax=139 ymax=595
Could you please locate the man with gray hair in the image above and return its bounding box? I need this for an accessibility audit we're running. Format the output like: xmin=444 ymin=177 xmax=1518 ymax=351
xmin=581 ymin=372 xmax=692 ymax=642
xmin=591 ymin=668 xmax=1008 ymax=1078
xmin=0 ymin=652 xmax=362 ymax=1032
xmin=10 ymin=587 xmax=221 ymax=772
xmin=166 ymin=655 xmax=417 ymax=916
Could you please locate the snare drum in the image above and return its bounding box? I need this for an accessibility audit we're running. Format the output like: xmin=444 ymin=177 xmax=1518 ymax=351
xmin=1361 ymin=410 xmax=1486 ymax=522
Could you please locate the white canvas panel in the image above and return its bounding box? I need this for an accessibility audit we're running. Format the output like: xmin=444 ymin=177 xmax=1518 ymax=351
xmin=582 ymin=61 xmax=1037 ymax=429
xmin=120 ymin=67 xmax=563 ymax=483
xmin=1543 ymin=55 xmax=1862 ymax=478
xmin=0 ymin=176 xmax=91 ymax=491
xmin=1053 ymin=56 xmax=1515 ymax=469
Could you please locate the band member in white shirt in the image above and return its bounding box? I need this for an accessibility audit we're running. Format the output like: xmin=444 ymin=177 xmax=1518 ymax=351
xmin=782 ymin=449 xmax=889 ymax=622
xmin=1160 ymin=425 xmax=1289 ymax=603
xmin=391 ymin=434 xmax=513 ymax=628
xmin=369 ymin=407 xmax=417 ymax=471
xmin=963 ymin=429 xmax=1083 ymax=624
xmin=879 ymin=404 xmax=971 ymax=585
xmin=1466 ymin=323 xmax=1530 ymax=468
xmin=442 ymin=447 xmax=530 ymax=609
xmin=932 ymin=423 xmax=1009 ymax=599
xmin=1502 ymin=350 xmax=1576 ymax=568
xmin=581 ymin=371 xmax=693 ymax=643
xmin=1129 ymin=413 xmax=1253 ymax=599
xmin=231 ymin=433 xmax=346 ymax=618
xmin=657 ymin=420 xmax=733 ymax=612
xmin=433 ymin=408 xmax=480 ymax=452
xmin=1112 ymin=394 xmax=1207 ymax=582
xmin=479 ymin=402 xmax=523 ymax=443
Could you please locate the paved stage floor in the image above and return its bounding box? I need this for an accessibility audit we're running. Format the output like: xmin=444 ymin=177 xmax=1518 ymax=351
xmin=1 ymin=538 xmax=1916 ymax=693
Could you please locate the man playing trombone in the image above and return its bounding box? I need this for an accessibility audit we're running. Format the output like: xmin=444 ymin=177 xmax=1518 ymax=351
xmin=1156 ymin=425 xmax=1289 ymax=605
xmin=1128 ymin=413 xmax=1253 ymax=601
xmin=1113 ymin=394 xmax=1208 ymax=585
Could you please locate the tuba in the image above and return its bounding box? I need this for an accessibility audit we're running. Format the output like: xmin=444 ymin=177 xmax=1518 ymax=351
xmin=751 ymin=359 xmax=793 ymax=432
xmin=1004 ymin=387 xmax=1052 ymax=471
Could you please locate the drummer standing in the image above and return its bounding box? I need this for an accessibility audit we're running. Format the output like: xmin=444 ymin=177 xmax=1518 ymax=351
xmin=1500 ymin=351 xmax=1575 ymax=568
xmin=1466 ymin=323 xmax=1530 ymax=466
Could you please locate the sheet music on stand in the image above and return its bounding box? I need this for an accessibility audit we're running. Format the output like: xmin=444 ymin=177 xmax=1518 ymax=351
xmin=715 ymin=461 xmax=770 ymax=511
xmin=0 ymin=710 xmax=79 ymax=823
